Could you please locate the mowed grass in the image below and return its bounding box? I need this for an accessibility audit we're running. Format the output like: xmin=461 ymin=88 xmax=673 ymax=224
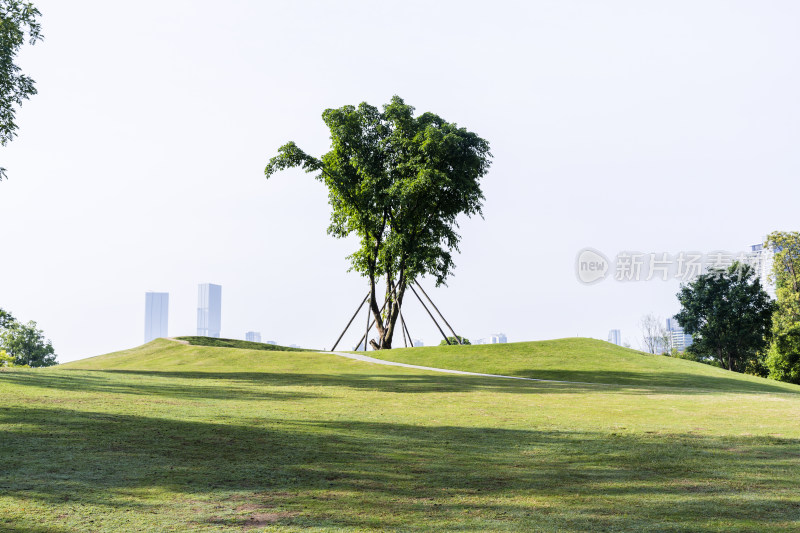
xmin=363 ymin=338 xmax=800 ymax=392
xmin=0 ymin=339 xmax=798 ymax=531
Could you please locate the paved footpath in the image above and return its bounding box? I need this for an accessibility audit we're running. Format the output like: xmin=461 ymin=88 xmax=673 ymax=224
xmin=326 ymin=351 xmax=608 ymax=386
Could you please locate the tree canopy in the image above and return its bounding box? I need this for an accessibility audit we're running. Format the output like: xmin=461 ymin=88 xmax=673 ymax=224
xmin=265 ymin=96 xmax=491 ymax=349
xmin=0 ymin=0 xmax=42 ymax=180
xmin=674 ymin=262 xmax=773 ymax=372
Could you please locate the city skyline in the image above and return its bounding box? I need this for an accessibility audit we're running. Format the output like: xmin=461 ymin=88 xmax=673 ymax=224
xmin=137 ymin=282 xmax=495 ymax=349
xmin=136 ymin=275 xmax=766 ymax=352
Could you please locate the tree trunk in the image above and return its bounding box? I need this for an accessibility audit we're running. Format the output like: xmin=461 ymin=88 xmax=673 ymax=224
xmin=367 ymin=271 xmax=385 ymax=344
xmin=367 ymin=273 xmax=407 ymax=350
xmin=379 ymin=281 xmax=406 ymax=350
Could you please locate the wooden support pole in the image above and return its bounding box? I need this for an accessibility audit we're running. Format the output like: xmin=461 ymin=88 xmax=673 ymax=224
xmin=364 ymin=295 xmax=371 ymax=351
xmin=402 ymin=313 xmax=413 ymax=347
xmin=331 ymin=292 xmax=370 ymax=351
xmin=408 ymin=283 xmax=451 ymax=345
xmin=391 ymin=282 xmax=409 ymax=348
xmin=399 ymin=312 xmax=408 ymax=348
xmin=414 ymin=282 xmax=463 ymax=345
xmin=354 ymin=294 xmax=391 ymax=351
xmin=395 ymin=283 xmax=413 ymax=346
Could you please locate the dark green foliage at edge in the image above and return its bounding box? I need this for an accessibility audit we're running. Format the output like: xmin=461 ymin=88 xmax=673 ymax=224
xmin=175 ymin=336 xmax=310 ymax=352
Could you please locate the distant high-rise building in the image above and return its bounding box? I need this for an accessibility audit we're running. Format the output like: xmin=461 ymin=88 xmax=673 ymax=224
xmin=473 ymin=338 xmax=486 ymax=345
xmin=608 ymin=329 xmax=621 ymax=346
xmin=413 ymin=339 xmax=424 ymax=347
xmin=144 ymin=292 xmax=169 ymax=342
xmin=266 ymin=340 xmax=277 ymax=345
xmin=245 ymin=331 xmax=261 ymax=343
xmin=666 ymin=318 xmax=693 ymax=352
xmin=197 ymin=283 xmax=222 ymax=337
xmin=748 ymin=242 xmax=776 ymax=299
xmin=491 ymin=333 xmax=507 ymax=344
xmin=668 ymin=331 xmax=693 ymax=352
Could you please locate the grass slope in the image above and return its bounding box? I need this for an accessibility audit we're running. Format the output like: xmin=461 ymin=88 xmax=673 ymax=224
xmin=366 ymin=338 xmax=800 ymax=393
xmin=1 ymin=338 xmax=799 ymax=532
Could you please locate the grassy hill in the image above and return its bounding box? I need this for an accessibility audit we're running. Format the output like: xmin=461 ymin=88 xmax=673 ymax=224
xmin=2 ymin=338 xmax=799 ymax=531
xmin=59 ymin=338 xmax=314 ymax=372
xmin=362 ymin=338 xmax=800 ymax=393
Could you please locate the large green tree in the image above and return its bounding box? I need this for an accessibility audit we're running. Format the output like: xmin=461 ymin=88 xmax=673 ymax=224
xmin=674 ymin=262 xmax=773 ymax=372
xmin=0 ymin=0 xmax=42 ymax=180
xmin=764 ymin=231 xmax=800 ymax=383
xmin=0 ymin=319 xmax=56 ymax=366
xmin=265 ymin=96 xmax=491 ymax=350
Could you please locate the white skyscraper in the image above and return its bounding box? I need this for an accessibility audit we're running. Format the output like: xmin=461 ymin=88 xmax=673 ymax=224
xmin=608 ymin=329 xmax=621 ymax=345
xmin=491 ymin=333 xmax=507 ymax=344
xmin=748 ymin=242 xmax=776 ymax=299
xmin=666 ymin=318 xmax=693 ymax=352
xmin=197 ymin=283 xmax=222 ymax=338
xmin=245 ymin=331 xmax=261 ymax=343
xmin=144 ymin=292 xmax=169 ymax=342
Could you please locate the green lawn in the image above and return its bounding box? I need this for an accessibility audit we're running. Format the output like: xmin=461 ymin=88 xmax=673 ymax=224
xmin=361 ymin=338 xmax=800 ymax=393
xmin=1 ymin=338 xmax=799 ymax=531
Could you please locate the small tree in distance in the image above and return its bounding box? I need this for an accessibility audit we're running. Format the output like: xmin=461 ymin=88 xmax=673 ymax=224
xmin=265 ymin=96 xmax=491 ymax=350
xmin=439 ymin=336 xmax=470 ymax=346
xmin=0 ymin=319 xmax=57 ymax=367
xmin=639 ymin=313 xmax=669 ymax=354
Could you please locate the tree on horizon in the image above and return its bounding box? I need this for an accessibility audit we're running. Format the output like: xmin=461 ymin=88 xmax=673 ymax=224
xmin=265 ymin=96 xmax=491 ymax=350
xmin=675 ymin=262 xmax=773 ymax=372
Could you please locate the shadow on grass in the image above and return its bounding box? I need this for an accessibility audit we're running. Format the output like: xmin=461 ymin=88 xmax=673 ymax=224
xmin=503 ymin=368 xmax=800 ymax=394
xmin=11 ymin=366 xmax=797 ymax=398
xmin=1 ymin=405 xmax=799 ymax=531
xmin=2 ymin=368 xmax=607 ymax=399
xmin=0 ymin=371 xmax=326 ymax=402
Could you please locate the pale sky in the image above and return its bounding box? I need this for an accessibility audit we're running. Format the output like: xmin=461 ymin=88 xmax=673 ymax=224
xmin=2 ymin=1 xmax=798 ymax=362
